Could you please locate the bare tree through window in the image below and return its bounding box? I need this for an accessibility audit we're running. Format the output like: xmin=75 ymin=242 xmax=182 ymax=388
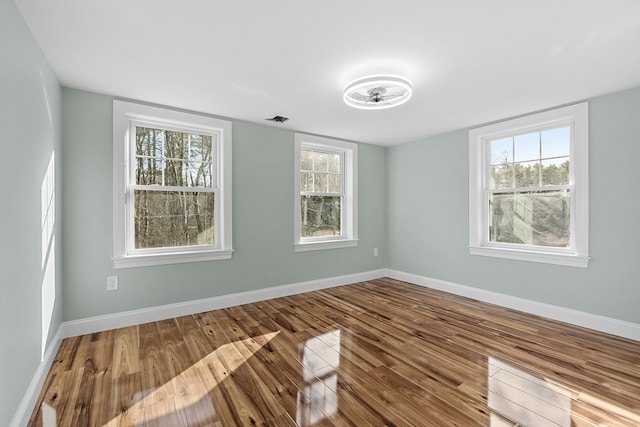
xmin=134 ymin=127 xmax=216 ymax=249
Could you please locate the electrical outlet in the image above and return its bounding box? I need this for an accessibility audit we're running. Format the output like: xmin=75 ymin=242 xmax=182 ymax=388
xmin=107 ymin=276 xmax=119 ymax=291
xmin=374 ymin=247 xmax=379 ymax=257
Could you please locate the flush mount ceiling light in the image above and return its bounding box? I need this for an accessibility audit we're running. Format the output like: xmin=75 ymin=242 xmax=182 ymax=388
xmin=343 ymin=75 xmax=413 ymax=110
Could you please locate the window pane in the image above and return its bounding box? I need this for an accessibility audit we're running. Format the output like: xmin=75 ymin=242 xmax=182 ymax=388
xmin=301 ymin=150 xmax=313 ymax=171
xmin=187 ymin=161 xmax=213 ymax=187
xmin=541 ymin=127 xmax=570 ymax=158
xmin=314 ymin=172 xmax=328 ymax=193
xmin=328 ymin=153 xmax=341 ymax=173
xmin=136 ymin=157 xmax=163 ymax=185
xmin=542 ymin=158 xmax=570 ymax=186
xmin=328 ymin=174 xmax=341 ymax=193
xmin=514 ymin=132 xmax=540 ymax=162
xmin=314 ymin=151 xmax=328 ymax=172
xmin=301 ymin=172 xmax=314 ymax=192
xmin=136 ymin=126 xmax=215 ymax=188
xmin=490 ymin=164 xmax=512 ymax=189
xmin=164 ymin=131 xmax=188 ymax=160
xmin=514 ymin=161 xmax=540 ymax=188
xmin=489 ymin=190 xmax=570 ymax=247
xmin=136 ymin=127 xmax=163 ymax=158
xmin=189 ymin=134 xmax=214 ymax=163
xmin=134 ymin=190 xmax=214 ymax=249
xmin=164 ymin=159 xmax=187 ymax=186
xmin=490 ymin=137 xmax=513 ymax=165
xmin=300 ymin=195 xmax=341 ymax=238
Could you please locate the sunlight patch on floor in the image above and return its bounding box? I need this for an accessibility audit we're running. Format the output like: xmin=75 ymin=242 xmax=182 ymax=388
xmin=102 ymin=331 xmax=280 ymax=426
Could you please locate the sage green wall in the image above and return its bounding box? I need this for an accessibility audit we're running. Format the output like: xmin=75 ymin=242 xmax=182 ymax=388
xmin=3 ymin=5 xmax=637 ymax=420
xmin=0 ymin=0 xmax=63 ymax=423
xmin=387 ymin=87 xmax=640 ymax=324
xmin=61 ymin=88 xmax=387 ymax=321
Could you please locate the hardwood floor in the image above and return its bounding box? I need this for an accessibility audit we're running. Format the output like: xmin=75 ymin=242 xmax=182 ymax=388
xmin=28 ymin=278 xmax=640 ymax=426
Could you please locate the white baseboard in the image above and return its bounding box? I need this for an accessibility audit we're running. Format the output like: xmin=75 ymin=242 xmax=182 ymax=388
xmin=10 ymin=326 xmax=63 ymax=427
xmin=385 ymin=269 xmax=640 ymax=341
xmin=61 ymin=269 xmax=386 ymax=339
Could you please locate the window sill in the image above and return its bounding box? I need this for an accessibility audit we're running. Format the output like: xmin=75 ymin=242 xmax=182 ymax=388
xmin=468 ymin=245 xmax=589 ymax=268
xmin=113 ymin=249 xmax=233 ymax=269
xmin=294 ymin=239 xmax=358 ymax=253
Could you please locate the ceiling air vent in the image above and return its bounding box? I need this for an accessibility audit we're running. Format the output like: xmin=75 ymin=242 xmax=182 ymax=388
xmin=265 ymin=115 xmax=289 ymax=123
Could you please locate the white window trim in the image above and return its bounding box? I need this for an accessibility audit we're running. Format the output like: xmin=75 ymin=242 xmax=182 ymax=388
xmin=294 ymin=133 xmax=358 ymax=252
xmin=113 ymin=100 xmax=233 ymax=268
xmin=469 ymin=102 xmax=589 ymax=268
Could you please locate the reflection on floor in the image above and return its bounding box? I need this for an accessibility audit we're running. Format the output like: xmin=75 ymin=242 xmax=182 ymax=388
xmin=297 ymin=330 xmax=341 ymax=425
xmin=28 ymin=278 xmax=640 ymax=426
xmin=40 ymin=403 xmax=56 ymax=427
xmin=489 ymin=357 xmax=571 ymax=427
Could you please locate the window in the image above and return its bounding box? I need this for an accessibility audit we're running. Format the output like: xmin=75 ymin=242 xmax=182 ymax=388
xmin=113 ymin=100 xmax=232 ymax=268
xmin=294 ymin=133 xmax=357 ymax=251
xmin=469 ymin=102 xmax=589 ymax=267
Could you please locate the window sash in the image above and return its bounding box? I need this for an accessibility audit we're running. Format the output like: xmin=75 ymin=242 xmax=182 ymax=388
xmin=300 ymin=194 xmax=343 ymax=240
xmin=130 ymin=122 xmax=219 ymax=189
xmin=131 ymin=184 xmax=217 ymax=193
xmin=126 ymin=187 xmax=220 ymax=253
xmin=127 ymin=124 xmax=221 ymax=254
xmin=300 ymin=191 xmax=345 ymax=197
xmin=299 ymin=145 xmax=346 ymax=242
xmin=300 ymin=148 xmax=344 ymax=195
xmin=486 ymin=188 xmax=573 ymax=253
xmin=486 ymin=184 xmax=571 ymax=194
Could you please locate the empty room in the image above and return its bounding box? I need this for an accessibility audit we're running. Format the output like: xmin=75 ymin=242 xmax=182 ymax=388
xmin=2 ymin=0 xmax=639 ymax=426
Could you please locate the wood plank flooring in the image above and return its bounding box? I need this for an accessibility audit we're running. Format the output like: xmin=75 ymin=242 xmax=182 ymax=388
xmin=28 ymin=278 xmax=640 ymax=426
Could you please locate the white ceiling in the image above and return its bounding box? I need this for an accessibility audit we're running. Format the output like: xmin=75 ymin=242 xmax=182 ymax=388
xmin=16 ymin=0 xmax=640 ymax=146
